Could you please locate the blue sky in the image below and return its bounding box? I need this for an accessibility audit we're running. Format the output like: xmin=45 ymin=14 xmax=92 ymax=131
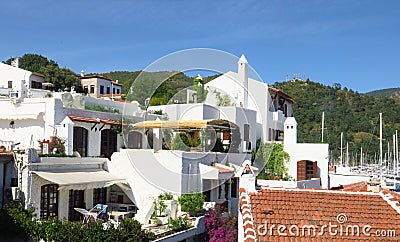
xmin=1 ymin=0 xmax=399 ymax=93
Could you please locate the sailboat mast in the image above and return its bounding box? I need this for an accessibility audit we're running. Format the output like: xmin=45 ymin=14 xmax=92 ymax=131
xmin=321 ymin=112 xmax=325 ymax=143
xmin=340 ymin=132 xmax=343 ymax=166
xmin=360 ymin=146 xmax=363 ymax=168
xmin=346 ymin=142 xmax=349 ymax=167
xmin=396 ymin=130 xmax=399 ymax=176
xmin=379 ymin=113 xmax=383 ymax=183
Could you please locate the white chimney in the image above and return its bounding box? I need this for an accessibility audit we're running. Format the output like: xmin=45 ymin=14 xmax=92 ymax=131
xmin=284 ymin=117 xmax=298 ymax=146
xmin=11 ymin=57 xmax=20 ymax=68
xmin=115 ymin=80 xmax=119 ymax=84
xmin=80 ymin=70 xmax=85 ymax=77
xmin=238 ymin=54 xmax=248 ymax=109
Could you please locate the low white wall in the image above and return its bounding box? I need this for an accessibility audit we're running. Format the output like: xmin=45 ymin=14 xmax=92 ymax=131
xmin=329 ymin=174 xmax=370 ymax=188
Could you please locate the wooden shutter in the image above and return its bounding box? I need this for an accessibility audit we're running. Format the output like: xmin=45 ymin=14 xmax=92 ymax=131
xmin=297 ymin=160 xmax=307 ymax=181
xmin=312 ymin=161 xmax=318 ymax=178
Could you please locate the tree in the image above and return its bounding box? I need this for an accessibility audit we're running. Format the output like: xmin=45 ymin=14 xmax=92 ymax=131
xmin=171 ymin=133 xmax=191 ymax=151
xmin=256 ymin=143 xmax=290 ymax=180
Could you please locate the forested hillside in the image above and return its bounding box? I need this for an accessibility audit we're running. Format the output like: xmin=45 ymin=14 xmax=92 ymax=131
xmin=367 ymin=87 xmax=400 ymax=99
xmin=273 ymin=79 xmax=400 ymax=164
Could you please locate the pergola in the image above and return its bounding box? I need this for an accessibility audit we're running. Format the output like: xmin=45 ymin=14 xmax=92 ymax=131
xmin=132 ymin=119 xmax=239 ymax=132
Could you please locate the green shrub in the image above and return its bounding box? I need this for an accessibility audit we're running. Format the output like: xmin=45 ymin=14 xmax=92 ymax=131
xmin=178 ymin=192 xmax=205 ymax=216
xmin=5 ymin=203 xmax=155 ymax=242
xmin=168 ymin=214 xmax=192 ymax=232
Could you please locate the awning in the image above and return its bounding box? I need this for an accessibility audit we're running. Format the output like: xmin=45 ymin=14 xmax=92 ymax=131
xmin=0 ymin=113 xmax=40 ymax=120
xmin=32 ymin=169 xmax=127 ymax=191
xmin=132 ymin=119 xmax=239 ymax=131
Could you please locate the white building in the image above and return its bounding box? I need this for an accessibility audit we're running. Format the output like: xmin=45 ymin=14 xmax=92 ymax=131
xmin=205 ymin=55 xmax=293 ymax=143
xmin=80 ymin=74 xmax=122 ymax=98
xmin=283 ymin=117 xmax=329 ymax=189
xmin=0 ymin=61 xmax=49 ymax=99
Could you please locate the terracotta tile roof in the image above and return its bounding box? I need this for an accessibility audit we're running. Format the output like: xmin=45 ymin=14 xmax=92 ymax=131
xmin=0 ymin=151 xmax=13 ymax=156
xmin=239 ymin=187 xmax=400 ymax=241
xmin=268 ymin=86 xmax=294 ymax=103
xmin=68 ymin=116 xmax=121 ymax=126
xmin=211 ymin=166 xmax=234 ymax=173
xmin=32 ymin=72 xmax=46 ymax=78
xmin=340 ymin=181 xmax=369 ymax=192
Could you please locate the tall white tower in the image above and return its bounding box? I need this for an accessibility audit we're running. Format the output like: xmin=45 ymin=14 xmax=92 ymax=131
xmin=284 ymin=117 xmax=298 ymax=147
xmin=238 ymin=54 xmax=248 ymax=109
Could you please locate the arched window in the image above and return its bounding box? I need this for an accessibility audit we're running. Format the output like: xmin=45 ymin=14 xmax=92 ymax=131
xmin=73 ymin=127 xmax=88 ymax=156
xmin=40 ymin=184 xmax=59 ymax=219
xmin=127 ymin=131 xmax=143 ymax=149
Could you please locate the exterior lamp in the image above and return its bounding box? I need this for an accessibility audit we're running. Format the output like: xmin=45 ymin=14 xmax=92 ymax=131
xmin=9 ymin=120 xmax=15 ymax=129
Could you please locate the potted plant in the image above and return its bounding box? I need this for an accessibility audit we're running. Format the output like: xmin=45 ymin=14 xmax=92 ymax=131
xmin=158 ymin=193 xmax=178 ymax=219
xmin=152 ymin=196 xmax=167 ymax=225
xmin=149 ymin=213 xmax=159 ymax=226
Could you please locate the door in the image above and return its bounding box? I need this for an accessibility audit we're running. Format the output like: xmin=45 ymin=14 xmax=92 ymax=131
xmin=73 ymin=127 xmax=88 ymax=157
xmin=68 ymin=190 xmax=85 ymax=221
xmin=40 ymin=184 xmax=59 ymax=219
xmin=101 ymin=129 xmax=117 ymax=158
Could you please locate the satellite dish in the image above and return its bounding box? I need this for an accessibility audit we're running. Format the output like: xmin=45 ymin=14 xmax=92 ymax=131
xmin=61 ymin=92 xmax=73 ymax=108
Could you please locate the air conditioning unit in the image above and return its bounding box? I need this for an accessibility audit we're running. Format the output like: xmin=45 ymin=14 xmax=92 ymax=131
xmin=11 ymin=187 xmax=21 ymax=200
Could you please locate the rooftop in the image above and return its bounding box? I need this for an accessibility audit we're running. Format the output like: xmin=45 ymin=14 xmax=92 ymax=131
xmin=239 ymin=186 xmax=400 ymax=241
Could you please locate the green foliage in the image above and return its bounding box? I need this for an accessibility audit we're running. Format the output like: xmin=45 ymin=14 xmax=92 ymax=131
xmin=274 ymin=79 xmax=400 ymax=165
xmin=153 ymin=198 xmax=167 ymax=217
xmin=367 ymin=87 xmax=400 ymax=99
xmin=153 ymin=109 xmax=163 ymax=115
xmin=255 ymin=143 xmax=290 ymax=180
xmin=171 ymin=133 xmax=191 ymax=151
xmin=158 ymin=192 xmax=174 ymax=201
xmin=85 ymin=104 xmax=120 ymax=114
xmin=5 ymin=203 xmax=155 ymax=242
xmin=168 ymin=214 xmax=192 ymax=232
xmin=178 ymin=192 xmax=205 ymax=216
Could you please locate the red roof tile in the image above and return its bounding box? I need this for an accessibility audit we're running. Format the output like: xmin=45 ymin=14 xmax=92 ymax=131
xmin=240 ymin=187 xmax=400 ymax=241
xmin=211 ymin=166 xmax=234 ymax=173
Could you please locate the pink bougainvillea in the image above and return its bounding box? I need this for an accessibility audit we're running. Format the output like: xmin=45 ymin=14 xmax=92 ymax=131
xmin=204 ymin=204 xmax=238 ymax=242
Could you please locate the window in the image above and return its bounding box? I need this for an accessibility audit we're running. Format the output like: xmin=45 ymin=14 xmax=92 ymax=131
xmin=230 ymin=177 xmax=238 ymax=198
xmin=84 ymin=86 xmax=88 ymax=94
xmin=90 ymin=85 xmax=95 ymax=94
xmin=297 ymin=160 xmax=318 ymax=181
xmin=93 ymin=188 xmax=107 ymax=205
xmin=116 ymin=89 xmax=120 ymax=94
xmin=68 ymin=190 xmax=85 ymax=221
xmin=40 ymin=184 xmax=59 ymax=219
xmin=8 ymin=81 xmax=12 ymax=88
xmin=100 ymin=85 xmax=104 ymax=95
xmin=106 ymin=87 xmax=110 ymax=94
xmin=113 ymin=88 xmax=115 ymax=94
